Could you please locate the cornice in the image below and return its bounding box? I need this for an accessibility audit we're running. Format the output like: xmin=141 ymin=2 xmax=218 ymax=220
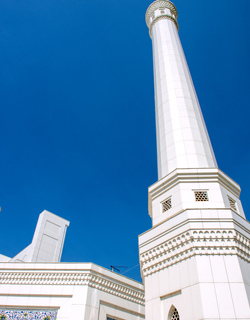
xmin=140 ymin=229 xmax=250 ymax=277
xmin=149 ymin=168 xmax=241 ymax=201
xmin=0 ymin=270 xmax=145 ymax=306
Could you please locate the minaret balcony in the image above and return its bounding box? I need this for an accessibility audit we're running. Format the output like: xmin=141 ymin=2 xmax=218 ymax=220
xmin=148 ymin=168 xmax=245 ymax=227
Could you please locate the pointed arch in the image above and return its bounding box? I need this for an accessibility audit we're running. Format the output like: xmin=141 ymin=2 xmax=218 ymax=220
xmin=168 ymin=305 xmax=180 ymax=320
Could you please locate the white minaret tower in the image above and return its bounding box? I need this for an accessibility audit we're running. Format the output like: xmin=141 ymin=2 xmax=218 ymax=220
xmin=139 ymin=1 xmax=250 ymax=319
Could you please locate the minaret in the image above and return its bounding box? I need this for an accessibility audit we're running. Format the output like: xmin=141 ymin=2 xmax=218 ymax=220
xmin=147 ymin=1 xmax=217 ymax=180
xmin=139 ymin=1 xmax=250 ymax=319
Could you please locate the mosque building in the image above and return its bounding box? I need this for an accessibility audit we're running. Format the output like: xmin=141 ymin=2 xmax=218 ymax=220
xmin=1 ymin=1 xmax=250 ymax=319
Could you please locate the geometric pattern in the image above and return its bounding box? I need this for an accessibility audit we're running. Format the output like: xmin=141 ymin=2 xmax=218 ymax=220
xmin=0 ymin=309 xmax=57 ymax=320
xmin=148 ymin=15 xmax=179 ymax=37
xmin=228 ymin=196 xmax=237 ymax=212
xmin=145 ymin=0 xmax=178 ymax=27
xmin=140 ymin=229 xmax=250 ymax=277
xmin=0 ymin=272 xmax=145 ymax=306
xmin=169 ymin=306 xmax=179 ymax=320
xmin=194 ymin=191 xmax=208 ymax=201
xmin=170 ymin=307 xmax=179 ymax=320
xmin=162 ymin=198 xmax=172 ymax=212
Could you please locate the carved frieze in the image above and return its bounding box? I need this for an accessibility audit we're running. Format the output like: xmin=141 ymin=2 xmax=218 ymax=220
xmin=0 ymin=271 xmax=145 ymax=305
xmin=140 ymin=229 xmax=250 ymax=277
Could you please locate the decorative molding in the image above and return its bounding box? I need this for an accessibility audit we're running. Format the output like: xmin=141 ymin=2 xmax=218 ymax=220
xmin=149 ymin=15 xmax=178 ymax=38
xmin=148 ymin=168 xmax=241 ymax=217
xmin=140 ymin=229 xmax=250 ymax=277
xmin=0 ymin=271 xmax=145 ymax=306
xmin=0 ymin=308 xmax=57 ymax=320
xmin=149 ymin=168 xmax=241 ymax=201
xmin=146 ymin=0 xmax=178 ymax=27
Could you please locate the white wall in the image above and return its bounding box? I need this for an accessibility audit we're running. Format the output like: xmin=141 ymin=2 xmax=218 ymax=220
xmin=0 ymin=262 xmax=145 ymax=320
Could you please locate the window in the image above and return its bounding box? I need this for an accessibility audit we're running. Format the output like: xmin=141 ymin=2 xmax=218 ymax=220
xmin=194 ymin=191 xmax=208 ymax=202
xmin=162 ymin=197 xmax=172 ymax=212
xmin=228 ymin=196 xmax=237 ymax=212
xmin=168 ymin=306 xmax=180 ymax=320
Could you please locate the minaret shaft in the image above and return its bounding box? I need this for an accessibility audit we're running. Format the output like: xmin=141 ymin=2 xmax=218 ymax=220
xmin=150 ymin=14 xmax=217 ymax=179
xmin=144 ymin=0 xmax=245 ymax=226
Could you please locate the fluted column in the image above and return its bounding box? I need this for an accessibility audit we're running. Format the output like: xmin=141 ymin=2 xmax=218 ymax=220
xmin=146 ymin=0 xmax=217 ymax=180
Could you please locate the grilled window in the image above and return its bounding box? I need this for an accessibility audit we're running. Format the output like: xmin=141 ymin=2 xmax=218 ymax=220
xmin=194 ymin=191 xmax=208 ymax=202
xmin=169 ymin=306 xmax=180 ymax=320
xmin=228 ymin=196 xmax=237 ymax=212
xmin=162 ymin=197 xmax=172 ymax=212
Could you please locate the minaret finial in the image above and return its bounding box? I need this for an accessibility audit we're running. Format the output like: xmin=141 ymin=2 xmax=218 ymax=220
xmin=145 ymin=0 xmax=178 ymax=37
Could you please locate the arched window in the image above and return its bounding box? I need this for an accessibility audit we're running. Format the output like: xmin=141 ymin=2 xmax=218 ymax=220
xmin=168 ymin=305 xmax=180 ymax=320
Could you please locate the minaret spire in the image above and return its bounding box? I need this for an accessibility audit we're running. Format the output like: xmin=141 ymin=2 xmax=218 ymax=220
xmin=146 ymin=0 xmax=217 ymax=180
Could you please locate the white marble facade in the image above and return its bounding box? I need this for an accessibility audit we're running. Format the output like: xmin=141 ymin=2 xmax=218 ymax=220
xmin=146 ymin=1 xmax=217 ymax=180
xmin=0 ymin=211 xmax=145 ymax=320
xmin=139 ymin=207 xmax=250 ymax=319
xmin=0 ymin=262 xmax=145 ymax=320
xmin=9 ymin=210 xmax=70 ymax=263
xmin=139 ymin=0 xmax=250 ymax=319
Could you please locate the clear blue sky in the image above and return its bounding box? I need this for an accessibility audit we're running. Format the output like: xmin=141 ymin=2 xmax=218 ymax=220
xmin=0 ymin=0 xmax=250 ymax=282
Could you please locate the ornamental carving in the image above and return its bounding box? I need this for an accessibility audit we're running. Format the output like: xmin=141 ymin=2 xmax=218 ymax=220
xmin=0 ymin=271 xmax=144 ymax=305
xmin=146 ymin=0 xmax=178 ymax=27
xmin=140 ymin=229 xmax=250 ymax=277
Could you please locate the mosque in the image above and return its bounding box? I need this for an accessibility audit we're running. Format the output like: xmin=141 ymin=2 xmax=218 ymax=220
xmin=1 ymin=1 xmax=250 ymax=319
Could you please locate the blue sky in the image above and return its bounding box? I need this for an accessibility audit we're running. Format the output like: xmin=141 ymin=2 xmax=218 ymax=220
xmin=0 ymin=0 xmax=250 ymax=282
